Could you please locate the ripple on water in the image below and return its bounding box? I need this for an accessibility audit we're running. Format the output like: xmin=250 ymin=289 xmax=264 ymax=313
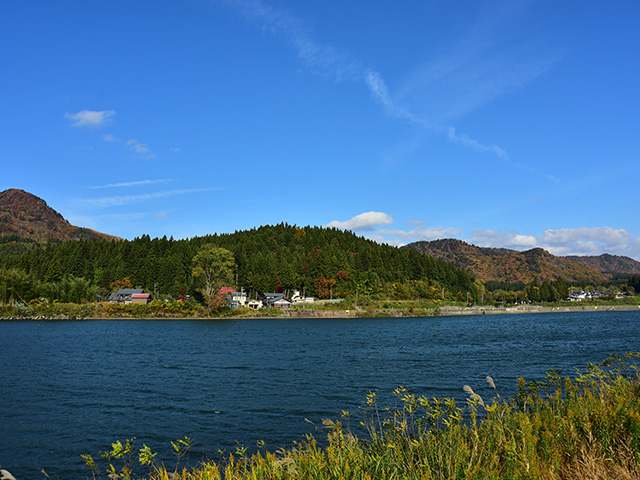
xmin=1 ymin=311 xmax=639 ymax=478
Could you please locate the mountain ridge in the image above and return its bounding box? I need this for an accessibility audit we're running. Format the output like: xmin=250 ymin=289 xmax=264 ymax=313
xmin=403 ymin=238 xmax=640 ymax=284
xmin=3 ymin=188 xmax=638 ymax=286
xmin=0 ymin=188 xmax=121 ymax=243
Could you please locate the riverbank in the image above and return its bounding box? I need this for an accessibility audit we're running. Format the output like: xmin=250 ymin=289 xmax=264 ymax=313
xmin=275 ymin=303 xmax=640 ymax=319
xmin=1 ymin=301 xmax=639 ymax=321
xmin=434 ymin=303 xmax=640 ymax=316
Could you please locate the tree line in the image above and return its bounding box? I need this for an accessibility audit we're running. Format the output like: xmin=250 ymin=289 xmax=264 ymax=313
xmin=0 ymin=224 xmax=479 ymax=304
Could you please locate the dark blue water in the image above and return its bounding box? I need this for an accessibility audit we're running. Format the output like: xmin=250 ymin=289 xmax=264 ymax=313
xmin=1 ymin=310 xmax=640 ymax=478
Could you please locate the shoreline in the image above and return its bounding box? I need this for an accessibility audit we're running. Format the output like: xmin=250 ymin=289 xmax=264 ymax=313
xmin=275 ymin=303 xmax=640 ymax=319
xmin=2 ymin=303 xmax=639 ymax=321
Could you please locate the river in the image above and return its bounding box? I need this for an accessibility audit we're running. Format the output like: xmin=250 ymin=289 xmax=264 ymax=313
xmin=1 ymin=310 xmax=639 ymax=478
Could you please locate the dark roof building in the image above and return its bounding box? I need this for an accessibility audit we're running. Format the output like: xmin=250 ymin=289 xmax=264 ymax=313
xmin=108 ymin=289 xmax=144 ymax=303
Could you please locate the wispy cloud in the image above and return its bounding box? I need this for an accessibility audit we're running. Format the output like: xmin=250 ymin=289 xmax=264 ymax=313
xmin=100 ymin=133 xmax=157 ymax=159
xmin=447 ymin=127 xmax=559 ymax=182
xmin=226 ymin=0 xmax=361 ymax=82
xmin=154 ymin=209 xmax=177 ymax=221
xmin=447 ymin=127 xmax=507 ymax=159
xmin=78 ymin=188 xmax=218 ymax=208
xmin=221 ymin=0 xmax=558 ymax=179
xmin=326 ymin=211 xmax=394 ymax=232
xmin=65 ymin=109 xmax=116 ymax=128
xmin=395 ymin=44 xmax=559 ymax=126
xmin=88 ymin=179 xmax=173 ymax=189
xmin=127 ymin=139 xmax=156 ymax=159
xmin=127 ymin=139 xmax=148 ymax=153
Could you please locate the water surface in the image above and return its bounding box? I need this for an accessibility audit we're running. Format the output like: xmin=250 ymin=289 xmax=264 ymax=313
xmin=1 ymin=310 xmax=639 ymax=478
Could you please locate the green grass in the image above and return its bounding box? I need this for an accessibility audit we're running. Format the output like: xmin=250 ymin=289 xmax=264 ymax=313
xmin=84 ymin=353 xmax=640 ymax=480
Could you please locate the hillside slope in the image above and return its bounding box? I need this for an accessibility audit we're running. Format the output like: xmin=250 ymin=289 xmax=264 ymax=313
xmin=403 ymin=238 xmax=615 ymax=284
xmin=0 ymin=188 xmax=120 ymax=242
xmin=564 ymin=253 xmax=640 ymax=275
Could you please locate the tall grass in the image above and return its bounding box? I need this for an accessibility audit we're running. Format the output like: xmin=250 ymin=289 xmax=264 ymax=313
xmin=86 ymin=353 xmax=640 ymax=479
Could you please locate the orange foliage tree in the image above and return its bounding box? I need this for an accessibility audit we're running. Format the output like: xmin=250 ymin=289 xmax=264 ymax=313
xmin=109 ymin=277 xmax=134 ymax=292
xmin=313 ymin=277 xmax=337 ymax=299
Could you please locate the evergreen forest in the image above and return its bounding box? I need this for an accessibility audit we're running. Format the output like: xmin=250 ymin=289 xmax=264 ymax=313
xmin=0 ymin=224 xmax=479 ymax=305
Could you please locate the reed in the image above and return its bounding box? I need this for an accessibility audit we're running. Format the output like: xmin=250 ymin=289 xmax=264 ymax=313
xmin=85 ymin=352 xmax=640 ymax=479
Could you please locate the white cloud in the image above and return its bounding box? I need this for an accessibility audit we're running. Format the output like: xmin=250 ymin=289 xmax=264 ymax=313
xmin=538 ymin=227 xmax=633 ymax=256
xmin=469 ymin=229 xmax=538 ymax=250
xmin=467 ymin=227 xmax=640 ymax=259
xmin=326 ymin=211 xmax=394 ymax=232
xmin=541 ymin=227 xmax=631 ymax=248
xmin=364 ymin=233 xmax=405 ymax=247
xmin=365 ymin=71 xmax=398 ymax=116
xmin=127 ymin=138 xmax=148 ymax=153
xmin=370 ymin=222 xmax=640 ymax=260
xmin=378 ymin=226 xmax=464 ymax=243
xmin=102 ymin=133 xmax=119 ymax=142
xmin=126 ymin=138 xmax=156 ymax=158
xmin=77 ymin=188 xmax=218 ymax=208
xmin=88 ymin=179 xmax=173 ymax=189
xmin=100 ymin=132 xmax=157 ymax=159
xmin=447 ymin=127 xmax=507 ymax=159
xmin=65 ymin=109 xmax=116 ymax=128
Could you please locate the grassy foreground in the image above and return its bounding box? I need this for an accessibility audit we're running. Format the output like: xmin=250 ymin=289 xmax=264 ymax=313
xmin=84 ymin=353 xmax=640 ymax=480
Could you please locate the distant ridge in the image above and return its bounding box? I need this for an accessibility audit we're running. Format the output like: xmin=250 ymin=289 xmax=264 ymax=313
xmin=402 ymin=238 xmax=640 ymax=284
xmin=0 ymin=188 xmax=121 ymax=243
xmin=564 ymin=253 xmax=640 ymax=275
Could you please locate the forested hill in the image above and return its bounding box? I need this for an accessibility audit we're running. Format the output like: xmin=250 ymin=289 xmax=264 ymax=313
xmin=564 ymin=253 xmax=640 ymax=275
xmin=0 ymin=224 xmax=478 ymax=301
xmin=402 ymin=238 xmax=617 ymax=285
xmin=0 ymin=188 xmax=121 ymax=243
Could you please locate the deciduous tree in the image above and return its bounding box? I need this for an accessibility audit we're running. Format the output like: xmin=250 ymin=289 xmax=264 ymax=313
xmin=192 ymin=244 xmax=235 ymax=302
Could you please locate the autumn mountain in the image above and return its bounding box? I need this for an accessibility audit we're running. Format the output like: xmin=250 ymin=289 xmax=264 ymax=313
xmin=403 ymin=238 xmax=640 ymax=285
xmin=3 ymin=188 xmax=638 ymax=287
xmin=0 ymin=188 xmax=120 ymax=243
xmin=563 ymin=254 xmax=640 ymax=275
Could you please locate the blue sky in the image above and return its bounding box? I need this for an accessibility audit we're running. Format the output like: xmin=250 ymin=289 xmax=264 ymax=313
xmin=2 ymin=0 xmax=639 ymax=260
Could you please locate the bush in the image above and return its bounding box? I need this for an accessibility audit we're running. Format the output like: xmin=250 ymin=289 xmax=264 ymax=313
xmin=117 ymin=353 xmax=640 ymax=480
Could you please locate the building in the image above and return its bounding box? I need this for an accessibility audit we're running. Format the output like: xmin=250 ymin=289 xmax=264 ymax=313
xmin=131 ymin=293 xmax=151 ymax=304
xmin=219 ymin=287 xmax=248 ymax=307
xmin=272 ymin=297 xmax=292 ymax=309
xmin=259 ymin=293 xmax=285 ymax=307
xmin=229 ymin=291 xmax=247 ymax=307
xmin=108 ymin=289 xmax=144 ymax=304
xmin=291 ymin=290 xmax=314 ymax=303
xmin=247 ymin=299 xmax=263 ymax=309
